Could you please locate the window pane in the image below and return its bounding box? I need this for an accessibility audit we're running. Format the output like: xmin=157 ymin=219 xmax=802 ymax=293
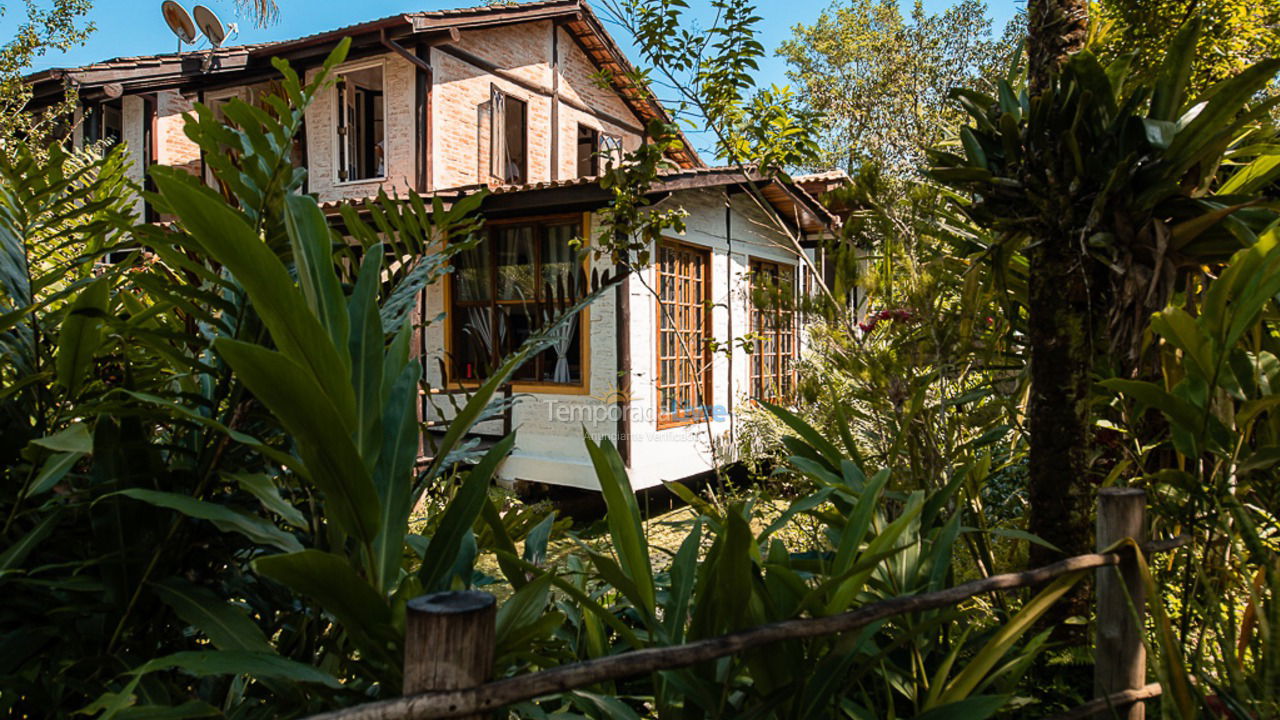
xmin=495 ymin=226 xmax=535 ymax=301
xmin=337 ymin=66 xmax=384 ymax=181
xmin=541 ymin=224 xmax=580 ymax=302
xmin=454 ymin=242 xmax=492 ymax=302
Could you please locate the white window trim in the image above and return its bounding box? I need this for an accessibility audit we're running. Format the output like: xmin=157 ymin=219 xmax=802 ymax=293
xmin=332 ymin=58 xmax=389 ymax=186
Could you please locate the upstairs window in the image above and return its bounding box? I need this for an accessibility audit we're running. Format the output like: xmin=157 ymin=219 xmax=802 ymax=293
xmin=336 ymin=66 xmax=385 ymax=182
xmin=656 ymin=240 xmax=711 ymax=427
xmin=450 ymin=217 xmax=586 ymax=387
xmin=600 ymin=133 xmax=624 ymax=169
xmin=576 ymin=124 xmax=599 ymax=177
xmin=85 ymin=99 xmax=123 ymax=148
xmin=749 ymin=259 xmax=796 ymax=403
xmin=490 ymin=86 xmax=527 ymax=185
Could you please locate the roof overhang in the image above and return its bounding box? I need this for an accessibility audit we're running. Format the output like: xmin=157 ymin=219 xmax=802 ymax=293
xmin=321 ymin=166 xmax=844 ymax=243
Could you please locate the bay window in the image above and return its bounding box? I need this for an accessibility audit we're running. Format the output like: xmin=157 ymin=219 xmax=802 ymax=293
xmin=450 ymin=217 xmax=585 ymax=387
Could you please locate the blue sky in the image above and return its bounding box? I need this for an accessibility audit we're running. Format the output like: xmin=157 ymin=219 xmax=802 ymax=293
xmin=16 ymin=0 xmax=1019 ymax=79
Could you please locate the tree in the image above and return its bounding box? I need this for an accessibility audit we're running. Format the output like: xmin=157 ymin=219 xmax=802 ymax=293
xmin=1020 ymin=0 xmax=1092 ymax=618
xmin=1096 ymin=0 xmax=1280 ymax=94
xmin=779 ymin=0 xmax=1014 ymax=178
xmin=0 ymin=0 xmax=92 ymax=151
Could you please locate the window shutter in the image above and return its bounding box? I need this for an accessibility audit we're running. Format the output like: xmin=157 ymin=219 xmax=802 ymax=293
xmin=490 ymin=84 xmax=506 ymax=182
xmin=336 ymin=79 xmax=348 ymax=182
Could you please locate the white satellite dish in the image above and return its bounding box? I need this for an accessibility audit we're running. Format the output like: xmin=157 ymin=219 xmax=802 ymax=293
xmin=193 ymin=5 xmax=226 ymax=48
xmin=161 ymin=1 xmax=198 ymax=47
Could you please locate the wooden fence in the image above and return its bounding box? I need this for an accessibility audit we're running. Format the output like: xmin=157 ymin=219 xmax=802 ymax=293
xmin=305 ymin=488 xmax=1184 ymax=720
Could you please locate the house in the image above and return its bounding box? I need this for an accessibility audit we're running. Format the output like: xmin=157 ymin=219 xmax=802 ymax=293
xmin=26 ymin=0 xmax=848 ymax=492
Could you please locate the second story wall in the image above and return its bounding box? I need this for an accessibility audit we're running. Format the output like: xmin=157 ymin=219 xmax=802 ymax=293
xmin=304 ymin=54 xmax=419 ymax=203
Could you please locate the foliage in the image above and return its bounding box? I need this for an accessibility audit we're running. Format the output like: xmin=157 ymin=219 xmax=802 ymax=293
xmin=1101 ymin=234 xmax=1280 ymax=719
xmin=497 ymin=410 xmax=1064 ymax=719
xmin=0 ymin=41 xmax=597 ymax=717
xmin=1096 ymin=0 xmax=1280 ymax=97
xmin=779 ymin=0 xmax=1016 ymax=177
xmin=0 ymin=0 xmax=92 ymax=154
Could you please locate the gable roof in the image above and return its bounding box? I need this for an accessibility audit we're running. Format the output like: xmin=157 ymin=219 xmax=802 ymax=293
xmin=26 ymin=0 xmax=702 ymax=168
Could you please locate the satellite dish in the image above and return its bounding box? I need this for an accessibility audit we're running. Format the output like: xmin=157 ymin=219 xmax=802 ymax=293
xmin=161 ymin=1 xmax=198 ymax=46
xmin=193 ymin=5 xmax=226 ymax=48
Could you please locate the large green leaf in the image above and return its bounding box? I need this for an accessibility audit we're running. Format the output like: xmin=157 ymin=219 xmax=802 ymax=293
xmin=584 ymin=433 xmax=655 ymax=614
xmin=347 ymin=242 xmax=385 ymax=466
xmin=419 ymin=434 xmax=516 ymax=592
xmin=113 ymin=489 xmax=303 ymax=553
xmin=230 ymin=473 xmax=307 ymax=529
xmin=213 ymin=339 xmax=380 ymax=543
xmin=253 ymin=550 xmax=396 ymax=664
xmin=284 ymin=191 xmax=349 ymax=359
xmin=55 ymin=276 xmax=110 ymax=396
xmin=152 ymin=577 xmax=274 ymax=653
xmin=150 ymin=167 xmax=355 ymax=420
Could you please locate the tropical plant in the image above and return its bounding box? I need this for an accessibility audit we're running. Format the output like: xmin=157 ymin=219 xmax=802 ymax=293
xmin=1101 ymin=231 xmax=1280 ymax=719
xmin=929 ymin=15 xmax=1280 ymax=579
xmin=491 ymin=404 xmax=1072 ymax=719
xmin=0 ymin=39 xmax=607 ymax=717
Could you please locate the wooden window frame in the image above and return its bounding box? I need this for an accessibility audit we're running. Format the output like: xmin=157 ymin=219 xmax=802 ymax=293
xmin=334 ymin=60 xmax=387 ymax=185
xmin=490 ymin=85 xmax=528 ymax=185
xmin=445 ymin=212 xmax=591 ymax=395
xmin=576 ymin=123 xmax=600 ymax=178
xmin=655 ymin=238 xmax=713 ymax=429
xmin=748 ymin=257 xmax=797 ymax=404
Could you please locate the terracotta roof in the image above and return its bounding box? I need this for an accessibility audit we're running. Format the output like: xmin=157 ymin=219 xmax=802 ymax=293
xmin=320 ymin=165 xmax=843 ymax=236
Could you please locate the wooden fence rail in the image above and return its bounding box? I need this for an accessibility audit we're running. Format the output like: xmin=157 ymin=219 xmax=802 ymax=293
xmin=305 ymin=489 xmax=1184 ymax=720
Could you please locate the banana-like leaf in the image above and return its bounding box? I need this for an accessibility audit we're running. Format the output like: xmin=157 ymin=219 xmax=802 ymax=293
xmin=418 ymin=433 xmax=516 ymax=592
xmin=230 ymin=473 xmax=307 ymax=529
xmin=112 ymin=489 xmax=303 ymax=553
xmin=584 ymin=432 xmax=655 ymax=614
xmin=152 ymin=577 xmax=274 ymax=653
xmin=284 ymin=191 xmax=349 ymax=356
xmin=347 ymin=242 xmax=385 ymax=466
xmin=55 ymin=276 xmax=110 ymax=396
xmin=253 ymin=550 xmax=398 ymax=666
xmin=213 ymin=339 xmax=380 ymax=543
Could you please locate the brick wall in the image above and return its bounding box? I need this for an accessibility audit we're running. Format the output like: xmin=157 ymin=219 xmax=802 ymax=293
xmin=156 ymin=90 xmax=201 ymax=177
xmin=305 ymin=55 xmax=418 ymax=204
xmin=432 ymin=20 xmax=645 ymax=189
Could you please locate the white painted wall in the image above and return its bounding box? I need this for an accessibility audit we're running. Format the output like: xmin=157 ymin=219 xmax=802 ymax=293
xmin=418 ymin=189 xmax=807 ymax=491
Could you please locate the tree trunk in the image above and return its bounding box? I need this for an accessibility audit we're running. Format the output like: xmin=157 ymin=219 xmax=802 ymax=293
xmin=1025 ymin=0 xmax=1093 ymax=632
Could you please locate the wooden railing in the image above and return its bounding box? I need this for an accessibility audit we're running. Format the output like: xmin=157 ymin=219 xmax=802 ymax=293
xmin=305 ymin=489 xmax=1184 ymax=720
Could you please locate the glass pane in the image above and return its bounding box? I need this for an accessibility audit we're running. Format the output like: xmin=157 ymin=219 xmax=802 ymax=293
xmin=501 ymin=305 xmax=537 ymax=381
xmin=542 ymin=224 xmax=580 ymax=303
xmin=496 ymin=227 xmax=535 ymax=301
xmin=455 ymin=306 xmax=494 ymax=380
xmin=454 ymin=242 xmax=491 ymax=302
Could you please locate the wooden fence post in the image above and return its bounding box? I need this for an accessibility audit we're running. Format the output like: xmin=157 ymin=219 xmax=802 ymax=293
xmin=1095 ymin=488 xmax=1147 ymax=720
xmin=405 ymin=590 xmax=496 ymax=718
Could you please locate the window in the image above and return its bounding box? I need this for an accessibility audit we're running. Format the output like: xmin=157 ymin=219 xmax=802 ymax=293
xmin=490 ymin=86 xmax=527 ymax=184
xmin=599 ymin=133 xmax=624 ymax=169
xmin=656 ymin=240 xmax=711 ymax=427
xmin=576 ymin=124 xmax=599 ymax=177
xmin=450 ymin=218 xmax=585 ymax=386
xmin=336 ymin=66 xmax=385 ymax=182
xmin=749 ymin=259 xmax=796 ymax=403
xmin=85 ymin=99 xmax=123 ymax=147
